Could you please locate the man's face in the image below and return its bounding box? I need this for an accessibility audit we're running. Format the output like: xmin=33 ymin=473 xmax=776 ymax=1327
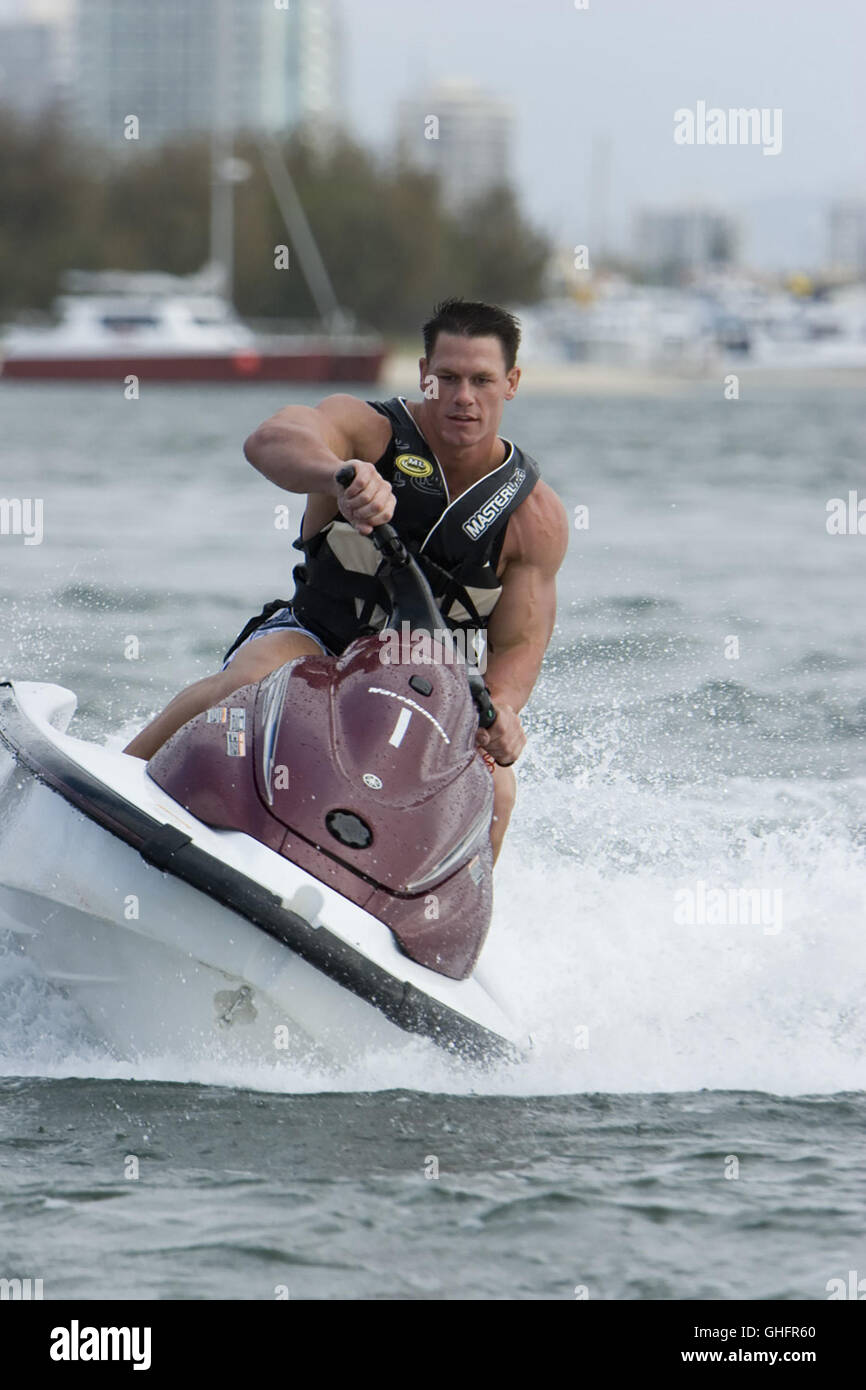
xmin=419 ymin=332 xmax=520 ymax=448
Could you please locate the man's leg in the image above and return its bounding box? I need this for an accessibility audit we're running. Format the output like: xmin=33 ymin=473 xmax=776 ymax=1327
xmin=123 ymin=631 xmax=323 ymax=760
xmin=125 ymin=635 xmax=518 ymax=862
xmin=489 ymin=763 xmax=517 ymax=865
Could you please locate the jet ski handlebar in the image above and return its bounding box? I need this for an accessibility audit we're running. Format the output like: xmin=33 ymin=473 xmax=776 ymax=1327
xmin=336 ymin=464 xmax=408 ymax=564
xmin=466 ymin=668 xmax=497 ymax=730
xmin=335 ymin=464 xmax=497 ymax=730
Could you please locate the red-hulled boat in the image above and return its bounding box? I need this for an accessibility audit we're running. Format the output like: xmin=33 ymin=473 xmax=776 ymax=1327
xmin=0 ymin=270 xmax=386 ymax=385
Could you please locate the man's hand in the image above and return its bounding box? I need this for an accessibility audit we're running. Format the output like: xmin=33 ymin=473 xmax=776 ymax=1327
xmin=336 ymin=460 xmax=395 ymax=535
xmin=475 ymin=702 xmax=526 ymax=767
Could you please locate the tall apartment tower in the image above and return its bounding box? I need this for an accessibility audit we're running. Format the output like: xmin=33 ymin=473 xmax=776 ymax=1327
xmin=635 ymin=206 xmax=739 ymax=279
xmin=828 ymin=200 xmax=866 ymax=278
xmin=396 ymin=79 xmax=513 ymax=211
xmin=70 ymin=0 xmax=342 ymax=147
xmin=0 ymin=0 xmax=74 ymax=120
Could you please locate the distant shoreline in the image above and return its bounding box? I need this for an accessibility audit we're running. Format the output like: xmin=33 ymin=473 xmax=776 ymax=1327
xmin=383 ymin=353 xmax=866 ymax=395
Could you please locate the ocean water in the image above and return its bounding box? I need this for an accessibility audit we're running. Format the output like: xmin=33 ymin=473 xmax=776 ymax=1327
xmin=1 ymin=379 xmax=865 ymax=1299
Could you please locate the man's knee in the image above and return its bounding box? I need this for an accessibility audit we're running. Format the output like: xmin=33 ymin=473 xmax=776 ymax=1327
xmin=219 ymin=632 xmax=322 ymax=691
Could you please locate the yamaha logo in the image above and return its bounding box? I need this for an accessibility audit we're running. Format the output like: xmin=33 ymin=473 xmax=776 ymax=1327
xmin=395 ymin=453 xmax=433 ymax=478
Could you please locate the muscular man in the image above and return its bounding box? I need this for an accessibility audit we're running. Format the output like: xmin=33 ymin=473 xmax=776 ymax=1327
xmin=124 ymin=298 xmax=569 ymax=862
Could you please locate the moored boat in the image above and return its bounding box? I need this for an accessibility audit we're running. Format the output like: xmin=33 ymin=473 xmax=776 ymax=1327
xmin=0 ymin=270 xmax=386 ymax=384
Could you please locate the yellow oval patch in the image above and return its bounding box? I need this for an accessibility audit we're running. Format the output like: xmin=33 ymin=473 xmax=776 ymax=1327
xmin=395 ymin=453 xmax=434 ymax=478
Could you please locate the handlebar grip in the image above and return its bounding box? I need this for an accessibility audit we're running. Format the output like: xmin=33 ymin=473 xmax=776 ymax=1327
xmin=335 ymin=462 xmax=406 ymax=561
xmin=468 ymin=671 xmax=497 ymax=728
xmin=475 ymin=691 xmax=497 ymax=729
xmin=337 ymin=463 xmax=495 ymax=726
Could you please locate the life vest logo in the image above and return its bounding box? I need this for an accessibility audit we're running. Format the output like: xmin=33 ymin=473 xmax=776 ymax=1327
xmin=395 ymin=453 xmax=434 ymax=479
xmin=462 ymin=467 xmax=526 ymax=540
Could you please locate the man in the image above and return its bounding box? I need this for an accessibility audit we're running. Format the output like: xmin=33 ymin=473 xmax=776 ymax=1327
xmin=124 ymin=298 xmax=569 ymax=862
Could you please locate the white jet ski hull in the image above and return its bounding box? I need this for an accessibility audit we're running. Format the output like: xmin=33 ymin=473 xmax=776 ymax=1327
xmin=0 ymin=680 xmax=525 ymax=1070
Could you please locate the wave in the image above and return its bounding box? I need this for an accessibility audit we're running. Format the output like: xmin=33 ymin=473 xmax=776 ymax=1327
xmin=1 ymin=750 xmax=863 ymax=1098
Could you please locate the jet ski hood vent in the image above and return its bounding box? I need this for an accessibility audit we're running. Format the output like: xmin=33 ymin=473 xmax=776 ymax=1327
xmin=253 ymin=636 xmax=491 ymax=893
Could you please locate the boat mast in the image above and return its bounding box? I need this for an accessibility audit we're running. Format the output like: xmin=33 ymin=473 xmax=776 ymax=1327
xmin=210 ymin=0 xmax=234 ymax=302
xmin=208 ymin=0 xmax=346 ymax=329
xmin=257 ymin=133 xmax=346 ymax=331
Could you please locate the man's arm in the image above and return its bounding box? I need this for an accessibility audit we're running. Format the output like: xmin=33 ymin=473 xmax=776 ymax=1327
xmin=477 ymin=481 xmax=570 ymax=763
xmin=243 ymin=393 xmax=394 ymax=533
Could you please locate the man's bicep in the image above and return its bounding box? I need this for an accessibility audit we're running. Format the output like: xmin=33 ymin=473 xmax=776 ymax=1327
xmin=488 ymin=485 xmax=569 ymax=647
xmin=486 ymin=561 xmax=557 ymax=655
xmin=249 ymin=394 xmax=380 ymax=461
xmin=314 ymin=394 xmax=389 ymax=461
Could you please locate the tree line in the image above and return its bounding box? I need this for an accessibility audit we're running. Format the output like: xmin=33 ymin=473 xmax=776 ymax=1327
xmin=0 ymin=110 xmax=551 ymax=334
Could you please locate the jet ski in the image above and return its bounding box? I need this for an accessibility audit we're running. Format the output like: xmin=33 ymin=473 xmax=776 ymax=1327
xmin=0 ymin=469 xmax=525 ymax=1069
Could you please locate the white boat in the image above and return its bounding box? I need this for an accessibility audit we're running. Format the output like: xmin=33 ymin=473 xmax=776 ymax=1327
xmin=0 ymin=269 xmax=385 ymax=384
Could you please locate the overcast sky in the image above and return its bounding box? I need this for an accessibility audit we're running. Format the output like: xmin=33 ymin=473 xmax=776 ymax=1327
xmin=340 ymin=0 xmax=866 ymax=267
xmin=2 ymin=0 xmax=863 ymax=267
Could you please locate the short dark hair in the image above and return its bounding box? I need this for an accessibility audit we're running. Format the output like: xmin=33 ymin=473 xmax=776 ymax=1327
xmin=422 ymin=298 xmax=521 ymax=372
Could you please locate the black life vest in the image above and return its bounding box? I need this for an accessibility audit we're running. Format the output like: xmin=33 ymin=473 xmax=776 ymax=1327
xmin=289 ymin=396 xmax=540 ymax=655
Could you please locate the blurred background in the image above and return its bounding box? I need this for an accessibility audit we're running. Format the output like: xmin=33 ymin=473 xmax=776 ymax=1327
xmin=0 ymin=0 xmax=864 ymax=376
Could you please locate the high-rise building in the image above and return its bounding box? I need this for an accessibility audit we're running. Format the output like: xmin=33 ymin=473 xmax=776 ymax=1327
xmin=635 ymin=206 xmax=739 ymax=279
xmin=396 ymin=79 xmax=513 ymax=211
xmin=828 ymin=200 xmax=866 ymax=278
xmin=0 ymin=1 xmax=74 ymax=121
xmin=0 ymin=21 xmax=59 ymax=119
xmin=70 ymin=0 xmax=341 ymax=148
